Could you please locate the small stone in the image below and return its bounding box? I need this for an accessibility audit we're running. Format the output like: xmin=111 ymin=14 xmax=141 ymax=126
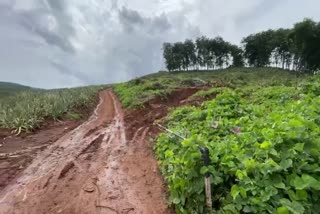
xmin=83 ymin=183 xmax=95 ymax=193
xmin=211 ymin=121 xmax=218 ymax=129
xmin=230 ymin=126 xmax=241 ymax=134
xmin=122 ymin=207 xmax=134 ymax=214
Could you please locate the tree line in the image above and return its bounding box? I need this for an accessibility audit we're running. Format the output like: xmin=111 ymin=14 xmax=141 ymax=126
xmin=163 ymin=18 xmax=320 ymax=73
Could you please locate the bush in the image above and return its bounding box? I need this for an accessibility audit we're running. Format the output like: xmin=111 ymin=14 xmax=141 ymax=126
xmin=156 ymin=81 xmax=320 ymax=213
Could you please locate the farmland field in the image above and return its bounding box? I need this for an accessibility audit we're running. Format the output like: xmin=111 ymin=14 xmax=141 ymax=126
xmin=154 ymin=75 xmax=320 ymax=213
xmin=115 ymin=67 xmax=320 ymax=213
xmin=1 ymin=67 xmax=319 ymax=214
xmin=0 ymin=86 xmax=104 ymax=133
xmin=1 ymin=4 xmax=320 ymax=213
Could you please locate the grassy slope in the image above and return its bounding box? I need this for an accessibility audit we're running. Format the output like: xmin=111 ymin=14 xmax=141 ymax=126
xmin=113 ymin=67 xmax=304 ymax=108
xmin=0 ymin=82 xmax=32 ymax=97
xmin=114 ymin=67 xmax=320 ymax=213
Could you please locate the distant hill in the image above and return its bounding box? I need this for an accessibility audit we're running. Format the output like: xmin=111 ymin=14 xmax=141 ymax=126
xmin=0 ymin=82 xmax=32 ymax=97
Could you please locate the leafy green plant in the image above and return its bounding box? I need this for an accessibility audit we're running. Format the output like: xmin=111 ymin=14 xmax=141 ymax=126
xmin=191 ymin=87 xmax=230 ymax=100
xmin=155 ymin=77 xmax=320 ymax=213
xmin=114 ymin=67 xmax=305 ymax=109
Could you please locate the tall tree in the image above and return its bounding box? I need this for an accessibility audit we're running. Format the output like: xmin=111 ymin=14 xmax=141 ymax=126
xmin=196 ymin=36 xmax=210 ymax=70
xmin=172 ymin=42 xmax=185 ymax=70
xmin=272 ymin=29 xmax=293 ymax=69
xmin=290 ymin=19 xmax=320 ymax=72
xmin=163 ymin=43 xmax=175 ymax=71
xmin=242 ymin=30 xmax=275 ymax=67
xmin=183 ymin=39 xmax=197 ymax=71
xmin=213 ymin=37 xmax=230 ymax=68
xmin=162 ymin=18 xmax=320 ymax=73
xmin=229 ymin=44 xmax=244 ymax=67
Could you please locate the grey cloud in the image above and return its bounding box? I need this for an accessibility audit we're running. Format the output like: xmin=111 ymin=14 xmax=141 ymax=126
xmin=111 ymin=0 xmax=118 ymax=9
xmin=45 ymin=0 xmax=65 ymax=11
xmin=118 ymin=7 xmax=172 ymax=34
xmin=118 ymin=7 xmax=145 ymax=32
xmin=18 ymin=39 xmax=45 ymax=49
xmin=50 ymin=61 xmax=89 ymax=83
xmin=234 ymin=0 xmax=283 ymax=29
xmin=151 ymin=14 xmax=171 ymax=33
xmin=111 ymin=6 xmax=199 ymax=79
xmin=1 ymin=0 xmax=200 ymax=88
xmin=44 ymin=0 xmax=75 ymax=39
xmin=18 ymin=11 xmax=75 ymax=53
xmin=2 ymin=1 xmax=76 ymax=53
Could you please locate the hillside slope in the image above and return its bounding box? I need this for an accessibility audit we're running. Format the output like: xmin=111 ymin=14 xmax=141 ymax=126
xmin=1 ymin=67 xmax=319 ymax=214
xmin=113 ymin=67 xmax=303 ymax=108
xmin=114 ymin=67 xmax=320 ymax=213
xmin=0 ymin=82 xmax=32 ymax=97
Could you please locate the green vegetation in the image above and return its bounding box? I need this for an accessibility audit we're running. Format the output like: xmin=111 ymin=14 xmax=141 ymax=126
xmin=0 ymin=86 xmax=104 ymax=133
xmin=157 ymin=19 xmax=320 ymax=213
xmin=114 ymin=67 xmax=302 ymax=108
xmin=163 ymin=18 xmax=320 ymax=73
xmin=191 ymin=87 xmax=229 ymax=99
xmin=155 ymin=75 xmax=320 ymax=213
xmin=113 ymin=77 xmax=173 ymax=108
xmin=113 ymin=66 xmax=320 ymax=213
xmin=0 ymin=82 xmax=32 ymax=97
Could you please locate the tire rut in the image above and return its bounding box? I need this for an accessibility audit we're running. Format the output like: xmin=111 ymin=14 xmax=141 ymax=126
xmin=0 ymin=90 xmax=170 ymax=214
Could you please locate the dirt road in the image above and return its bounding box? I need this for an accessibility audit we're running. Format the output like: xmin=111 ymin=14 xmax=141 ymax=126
xmin=0 ymin=90 xmax=170 ymax=214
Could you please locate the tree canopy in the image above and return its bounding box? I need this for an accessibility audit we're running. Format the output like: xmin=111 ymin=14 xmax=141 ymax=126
xmin=163 ymin=18 xmax=320 ymax=73
xmin=163 ymin=36 xmax=240 ymax=71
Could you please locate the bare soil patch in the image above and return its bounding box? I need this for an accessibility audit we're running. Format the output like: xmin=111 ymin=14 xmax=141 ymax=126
xmin=0 ymin=88 xmax=204 ymax=214
xmin=124 ymin=87 xmax=203 ymax=139
xmin=0 ymin=120 xmax=81 ymax=191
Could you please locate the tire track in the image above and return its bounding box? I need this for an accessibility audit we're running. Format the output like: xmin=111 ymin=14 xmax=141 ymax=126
xmin=0 ymin=89 xmax=170 ymax=214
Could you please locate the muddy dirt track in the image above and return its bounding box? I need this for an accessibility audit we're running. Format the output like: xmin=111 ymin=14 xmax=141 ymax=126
xmin=0 ymin=90 xmax=173 ymax=214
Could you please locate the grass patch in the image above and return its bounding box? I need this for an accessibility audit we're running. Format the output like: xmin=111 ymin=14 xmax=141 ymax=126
xmin=114 ymin=67 xmax=306 ymax=109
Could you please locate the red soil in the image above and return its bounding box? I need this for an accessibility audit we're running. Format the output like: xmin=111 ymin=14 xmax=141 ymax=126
xmin=124 ymin=87 xmax=203 ymax=139
xmin=0 ymin=88 xmax=202 ymax=214
xmin=0 ymin=120 xmax=81 ymax=192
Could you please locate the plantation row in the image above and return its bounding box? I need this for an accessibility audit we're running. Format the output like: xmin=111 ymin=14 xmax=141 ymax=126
xmin=155 ymin=76 xmax=320 ymax=213
xmin=163 ymin=18 xmax=320 ymax=73
xmin=0 ymin=86 xmax=103 ymax=133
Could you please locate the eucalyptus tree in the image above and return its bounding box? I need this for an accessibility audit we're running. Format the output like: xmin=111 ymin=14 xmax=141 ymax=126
xmin=163 ymin=43 xmax=175 ymax=71
xmin=242 ymin=30 xmax=275 ymax=67
xmin=290 ymin=19 xmax=320 ymax=72
xmin=229 ymin=44 xmax=244 ymax=67
xmin=183 ymin=39 xmax=197 ymax=71
xmin=195 ymin=36 xmax=211 ymax=70
xmin=163 ymin=17 xmax=320 ymax=73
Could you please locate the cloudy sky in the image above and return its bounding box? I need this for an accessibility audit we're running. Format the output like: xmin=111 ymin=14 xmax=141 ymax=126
xmin=0 ymin=0 xmax=319 ymax=88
